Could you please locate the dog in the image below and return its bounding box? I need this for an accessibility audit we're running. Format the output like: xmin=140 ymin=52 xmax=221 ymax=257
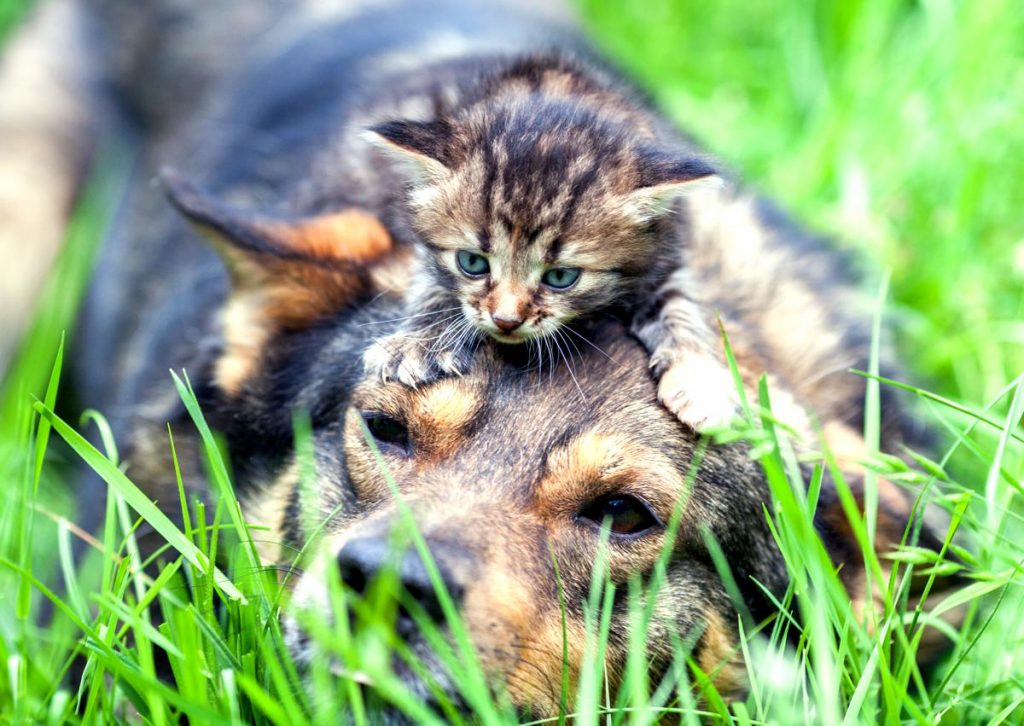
xmin=0 ymin=0 xmax=957 ymax=718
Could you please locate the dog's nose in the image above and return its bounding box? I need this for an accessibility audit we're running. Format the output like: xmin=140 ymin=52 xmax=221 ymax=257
xmin=337 ymin=537 xmax=465 ymax=635
xmin=492 ymin=314 xmax=523 ymax=333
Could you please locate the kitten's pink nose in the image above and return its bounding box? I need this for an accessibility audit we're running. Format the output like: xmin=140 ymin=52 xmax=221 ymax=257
xmin=492 ymin=314 xmax=523 ymax=334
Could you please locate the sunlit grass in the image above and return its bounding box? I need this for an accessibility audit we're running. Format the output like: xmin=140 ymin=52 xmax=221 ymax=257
xmin=3 ymin=322 xmax=1017 ymax=723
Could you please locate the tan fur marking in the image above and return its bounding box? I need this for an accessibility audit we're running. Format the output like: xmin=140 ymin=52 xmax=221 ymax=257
xmin=822 ymin=421 xmax=908 ymax=519
xmin=535 ymin=431 xmax=684 ymax=524
xmin=264 ymin=209 xmax=392 ymax=263
xmin=823 ymin=421 xmax=872 ymax=471
xmin=480 ymin=561 xmax=584 ymax=715
xmin=208 ymin=210 xmax=394 ymax=395
xmin=341 ymin=397 xmax=404 ymax=505
xmin=241 ymin=460 xmax=300 ymax=566
xmin=536 ymin=431 xmax=620 ymax=515
xmin=697 ymin=609 xmax=746 ymax=699
xmin=411 ymin=377 xmax=483 ymax=460
xmin=215 ymin=291 xmax=273 ymax=395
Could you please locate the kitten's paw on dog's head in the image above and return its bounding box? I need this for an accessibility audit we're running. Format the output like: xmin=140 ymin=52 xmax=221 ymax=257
xmin=364 ymin=334 xmax=432 ymax=387
xmin=655 ymin=353 xmax=740 ymax=432
xmin=363 ymin=332 xmax=473 ymax=388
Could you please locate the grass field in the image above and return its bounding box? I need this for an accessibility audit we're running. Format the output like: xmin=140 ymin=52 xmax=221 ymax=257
xmin=2 ymin=0 xmax=1024 ymax=723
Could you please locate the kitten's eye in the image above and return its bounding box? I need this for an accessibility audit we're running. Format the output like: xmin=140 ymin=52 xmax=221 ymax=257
xmin=541 ymin=267 xmax=581 ymax=290
xmin=457 ymin=250 xmax=490 ymax=277
xmin=577 ymin=494 xmax=661 ymax=537
xmin=361 ymin=412 xmax=410 ymax=453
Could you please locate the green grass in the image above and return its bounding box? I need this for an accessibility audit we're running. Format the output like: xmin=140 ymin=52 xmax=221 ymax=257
xmin=2 ymin=0 xmax=1023 ymax=723
xmin=0 ymin=0 xmax=32 ymax=44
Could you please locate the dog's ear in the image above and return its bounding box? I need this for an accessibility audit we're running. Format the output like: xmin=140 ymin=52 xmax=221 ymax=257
xmin=160 ymin=168 xmax=393 ymax=395
xmin=815 ymin=454 xmax=964 ymax=666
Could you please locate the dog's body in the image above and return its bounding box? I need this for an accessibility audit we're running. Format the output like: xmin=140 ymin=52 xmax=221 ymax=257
xmin=6 ymin=0 xmax=947 ymax=717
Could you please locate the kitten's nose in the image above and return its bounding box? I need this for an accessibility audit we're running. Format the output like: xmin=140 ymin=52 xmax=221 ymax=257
xmin=492 ymin=314 xmax=523 ymax=333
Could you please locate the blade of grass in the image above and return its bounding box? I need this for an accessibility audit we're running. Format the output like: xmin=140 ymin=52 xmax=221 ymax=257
xmin=34 ymin=402 xmax=243 ymax=601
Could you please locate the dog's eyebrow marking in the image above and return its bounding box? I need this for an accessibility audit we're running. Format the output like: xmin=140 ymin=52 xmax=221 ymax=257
xmin=534 ymin=431 xmax=684 ymax=518
xmin=411 ymin=378 xmax=484 ymax=458
xmin=351 ymin=382 xmax=409 ymax=419
xmin=553 ymin=431 xmax=622 ymax=481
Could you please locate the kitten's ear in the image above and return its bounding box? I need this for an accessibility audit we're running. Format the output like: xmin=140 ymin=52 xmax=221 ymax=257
xmin=619 ymin=153 xmax=722 ymax=224
xmin=160 ymin=168 xmax=393 ymax=394
xmin=365 ymin=118 xmax=458 ymax=186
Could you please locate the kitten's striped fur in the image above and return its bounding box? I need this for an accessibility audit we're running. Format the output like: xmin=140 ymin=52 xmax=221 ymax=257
xmin=363 ymin=54 xmax=738 ymax=428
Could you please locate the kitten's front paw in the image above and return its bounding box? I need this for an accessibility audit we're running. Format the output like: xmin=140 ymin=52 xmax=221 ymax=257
xmin=363 ymin=333 xmax=473 ymax=387
xmin=363 ymin=334 xmax=433 ymax=387
xmin=654 ymin=352 xmax=740 ymax=432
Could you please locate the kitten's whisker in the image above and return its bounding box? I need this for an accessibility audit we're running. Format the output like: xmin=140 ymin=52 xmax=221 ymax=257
xmin=426 ymin=320 xmax=461 ymax=352
xmin=562 ymin=324 xmax=616 ymax=363
xmin=457 ymin=321 xmax=480 ymax=359
xmin=421 ymin=313 xmax=464 ymax=332
xmin=416 ymin=314 xmax=468 ymax=346
xmin=560 ymin=326 xmax=583 ymax=363
xmin=358 ymin=306 xmax=463 ymax=327
xmin=529 ymin=337 xmax=540 ymax=378
xmin=417 ymin=325 xmax=462 ymax=351
xmin=447 ymin=318 xmax=475 ymax=349
xmin=553 ymin=328 xmax=585 ymax=401
xmin=429 ymin=316 xmax=475 ymax=354
xmin=446 ymin=315 xmax=477 ymax=356
xmin=523 ymin=336 xmax=539 ymax=378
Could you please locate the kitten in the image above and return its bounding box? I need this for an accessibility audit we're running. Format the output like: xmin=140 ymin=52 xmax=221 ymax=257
xmin=364 ymin=56 xmax=738 ymax=430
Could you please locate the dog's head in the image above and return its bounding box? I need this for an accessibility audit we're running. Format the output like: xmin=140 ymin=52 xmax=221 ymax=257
xmin=271 ymin=325 xmax=777 ymax=712
xmin=157 ymin=179 xmax=957 ymax=719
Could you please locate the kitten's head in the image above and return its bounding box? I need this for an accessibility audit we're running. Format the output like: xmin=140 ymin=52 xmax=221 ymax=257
xmin=368 ymin=95 xmax=718 ymax=343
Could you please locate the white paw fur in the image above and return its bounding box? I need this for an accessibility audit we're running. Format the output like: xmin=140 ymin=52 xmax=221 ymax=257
xmin=655 ymin=352 xmax=739 ymax=431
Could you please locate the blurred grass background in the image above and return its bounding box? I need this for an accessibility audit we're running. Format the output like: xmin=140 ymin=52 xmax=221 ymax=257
xmin=0 ymin=0 xmax=32 ymax=42
xmin=581 ymin=0 xmax=1024 ymax=414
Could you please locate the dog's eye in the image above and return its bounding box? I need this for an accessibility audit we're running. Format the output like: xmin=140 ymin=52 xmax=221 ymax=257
xmin=362 ymin=412 xmax=410 ymax=452
xmin=577 ymin=494 xmax=661 ymax=537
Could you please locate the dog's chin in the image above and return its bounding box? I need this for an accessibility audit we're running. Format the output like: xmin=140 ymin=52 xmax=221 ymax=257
xmin=386 ymin=642 xmax=468 ymax=711
xmin=284 ymin=615 xmax=469 ymax=722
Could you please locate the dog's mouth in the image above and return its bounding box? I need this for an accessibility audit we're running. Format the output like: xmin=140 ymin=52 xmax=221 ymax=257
xmin=283 ymin=613 xmax=472 ymax=720
xmin=343 ymin=667 xmax=468 ymax=723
